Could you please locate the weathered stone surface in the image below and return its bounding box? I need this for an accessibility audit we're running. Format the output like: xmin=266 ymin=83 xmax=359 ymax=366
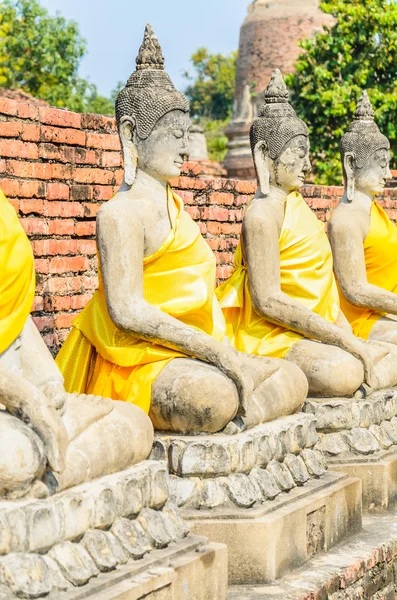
xmin=381 ymin=420 xmax=397 ymax=445
xmin=369 ymin=424 xmax=393 ymax=450
xmin=138 ymin=508 xmax=172 ymax=549
xmin=169 ymin=477 xmax=200 ymax=509
xmin=162 ymin=504 xmax=190 ymax=539
xmin=225 ymin=474 xmax=261 ymax=508
xmin=0 ymin=554 xmax=51 ymax=599
xmin=267 ymin=461 xmax=296 ymax=492
xmin=111 ymin=517 xmax=151 ymax=559
xmin=346 ymin=428 xmax=380 ymax=455
xmin=82 ymin=529 xmax=128 ymax=572
xmin=304 ymin=400 xmax=360 ymax=432
xmin=200 ymin=479 xmax=228 ymax=510
xmin=91 ymin=481 xmax=124 ymax=529
xmin=49 ymin=541 xmax=98 ymax=586
xmin=26 ymin=501 xmax=63 ymax=553
xmin=284 ymin=453 xmax=310 ymax=486
xmin=150 ymin=466 xmax=169 ymax=509
xmin=43 ymin=556 xmax=70 ymax=592
xmin=249 ymin=467 xmax=281 ymax=501
xmin=301 ymin=449 xmax=327 ymax=477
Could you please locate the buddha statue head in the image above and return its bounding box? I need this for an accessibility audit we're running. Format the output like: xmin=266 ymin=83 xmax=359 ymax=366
xmin=340 ymin=91 xmax=392 ymax=200
xmin=115 ymin=24 xmax=190 ymax=185
xmin=250 ymin=69 xmax=311 ymax=195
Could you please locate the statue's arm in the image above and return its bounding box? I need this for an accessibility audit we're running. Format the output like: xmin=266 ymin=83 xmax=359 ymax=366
xmin=329 ymin=219 xmax=397 ymax=315
xmin=243 ymin=208 xmax=371 ymax=356
xmin=97 ymin=203 xmax=251 ymax=407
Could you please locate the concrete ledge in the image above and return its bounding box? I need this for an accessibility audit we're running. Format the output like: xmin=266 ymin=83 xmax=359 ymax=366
xmin=329 ymin=448 xmax=397 ymax=513
xmin=188 ymin=472 xmax=362 ymax=584
xmin=228 ymin=511 xmax=397 ymax=599
xmin=53 ymin=536 xmax=228 ymax=600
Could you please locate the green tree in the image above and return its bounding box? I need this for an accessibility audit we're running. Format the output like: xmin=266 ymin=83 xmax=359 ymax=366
xmin=184 ymin=48 xmax=237 ymax=121
xmin=286 ymin=0 xmax=397 ymax=184
xmin=0 ymin=0 xmax=116 ymax=114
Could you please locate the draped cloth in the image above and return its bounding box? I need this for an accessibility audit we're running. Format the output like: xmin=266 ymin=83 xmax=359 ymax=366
xmin=0 ymin=188 xmax=35 ymax=355
xmin=216 ymin=191 xmax=340 ymax=358
xmin=338 ymin=201 xmax=397 ymax=339
xmin=56 ymin=188 xmax=226 ymax=414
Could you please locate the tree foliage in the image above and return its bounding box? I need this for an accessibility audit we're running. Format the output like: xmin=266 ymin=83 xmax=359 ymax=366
xmin=184 ymin=48 xmax=237 ymax=121
xmin=286 ymin=0 xmax=397 ymax=184
xmin=0 ymin=0 xmax=115 ymax=114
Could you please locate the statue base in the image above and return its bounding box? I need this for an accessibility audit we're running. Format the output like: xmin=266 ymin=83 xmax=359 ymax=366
xmin=303 ymin=388 xmax=397 ymax=513
xmin=153 ymin=414 xmax=362 ymax=584
xmin=0 ymin=461 xmax=227 ymax=599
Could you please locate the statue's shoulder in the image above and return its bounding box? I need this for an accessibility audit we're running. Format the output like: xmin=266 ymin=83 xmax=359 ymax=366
xmin=244 ymin=197 xmax=283 ymax=233
xmin=97 ymin=191 xmax=145 ymax=228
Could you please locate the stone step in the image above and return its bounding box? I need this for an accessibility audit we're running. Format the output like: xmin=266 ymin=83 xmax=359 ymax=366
xmin=228 ymin=511 xmax=397 ymax=599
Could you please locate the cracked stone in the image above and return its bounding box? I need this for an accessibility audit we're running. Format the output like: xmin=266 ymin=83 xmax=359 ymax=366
xmin=316 ymin=432 xmax=350 ymax=456
xmin=284 ymin=454 xmax=310 ymax=486
xmin=43 ymin=556 xmax=70 ymax=592
xmin=266 ymin=461 xmax=296 ymax=492
xmin=301 ymin=449 xmax=326 ymax=477
xmin=138 ymin=508 xmax=172 ymax=549
xmin=49 ymin=541 xmax=98 ymax=586
xmin=225 ymin=473 xmax=261 ymax=508
xmin=346 ymin=428 xmax=380 ymax=455
xmin=111 ymin=517 xmax=151 ymax=559
xmin=380 ymin=420 xmax=397 ymax=445
xmin=249 ymin=467 xmax=281 ymax=501
xmin=82 ymin=529 xmax=128 ymax=572
xmin=0 ymin=553 xmax=51 ymax=599
xmin=369 ymin=424 xmax=393 ymax=450
xmin=200 ymin=479 xmax=227 ymax=510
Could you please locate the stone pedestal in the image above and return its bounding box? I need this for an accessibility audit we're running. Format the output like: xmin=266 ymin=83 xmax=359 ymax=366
xmin=303 ymin=388 xmax=397 ymax=513
xmin=152 ymin=414 xmax=362 ymax=584
xmin=0 ymin=461 xmax=227 ymax=599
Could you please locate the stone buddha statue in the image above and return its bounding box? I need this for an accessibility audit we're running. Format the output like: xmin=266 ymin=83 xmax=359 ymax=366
xmin=328 ymin=91 xmax=397 ymax=346
xmin=0 ymin=187 xmax=153 ymax=499
xmin=217 ymin=70 xmax=397 ymax=397
xmin=57 ymin=26 xmax=308 ymax=434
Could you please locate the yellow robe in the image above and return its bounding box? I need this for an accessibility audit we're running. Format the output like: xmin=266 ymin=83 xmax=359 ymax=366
xmin=216 ymin=191 xmax=340 ymax=358
xmin=339 ymin=201 xmax=397 ymax=339
xmin=56 ymin=188 xmax=226 ymax=414
xmin=0 ymin=188 xmax=36 ymax=355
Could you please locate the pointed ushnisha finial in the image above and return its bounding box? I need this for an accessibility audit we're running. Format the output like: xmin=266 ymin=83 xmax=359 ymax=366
xmin=354 ymin=90 xmax=375 ymax=121
xmin=136 ymin=24 xmax=165 ymax=71
xmin=263 ymin=69 xmax=290 ymax=104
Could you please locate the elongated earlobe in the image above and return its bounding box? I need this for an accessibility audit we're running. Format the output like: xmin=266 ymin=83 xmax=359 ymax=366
xmin=120 ymin=116 xmax=138 ymax=186
xmin=254 ymin=140 xmax=270 ymax=196
xmin=344 ymin=152 xmax=356 ymax=203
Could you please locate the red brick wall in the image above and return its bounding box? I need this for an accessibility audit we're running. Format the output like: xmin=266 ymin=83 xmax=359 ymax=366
xmin=1 ymin=97 xmax=397 ymax=353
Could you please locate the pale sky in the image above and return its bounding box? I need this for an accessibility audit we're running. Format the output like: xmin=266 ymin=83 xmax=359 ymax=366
xmin=39 ymin=0 xmax=249 ymax=97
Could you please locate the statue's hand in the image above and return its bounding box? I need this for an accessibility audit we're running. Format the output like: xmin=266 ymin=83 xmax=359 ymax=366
xmin=348 ymin=338 xmax=378 ymax=390
xmin=41 ymin=380 xmax=68 ymax=416
xmin=217 ymin=347 xmax=254 ymax=417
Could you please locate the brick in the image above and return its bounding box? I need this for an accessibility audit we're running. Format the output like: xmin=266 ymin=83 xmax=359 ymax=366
xmin=33 ymin=239 xmax=78 ymax=256
xmin=33 ymin=296 xmax=44 ymax=311
xmin=20 ymin=217 xmax=48 ymax=235
xmin=49 ymin=256 xmax=90 ymax=274
xmin=70 ymin=293 xmax=92 ymax=309
xmin=77 ymin=240 xmax=97 ymax=255
xmin=21 ymin=123 xmax=41 ymax=142
xmin=171 ymin=176 xmax=208 ymax=190
xmin=0 ymin=159 xmax=5 ymax=173
xmin=69 ymin=185 xmax=92 ymax=201
xmin=55 ymin=313 xmax=78 ymax=329
xmin=81 ymin=113 xmax=116 ymax=131
xmin=45 ymin=201 xmax=84 ymax=218
xmin=0 ymin=121 xmax=22 ymax=137
xmin=6 ymin=160 xmax=72 ymax=180
xmin=39 ymin=107 xmax=81 ymax=129
xmin=32 ymin=316 xmax=55 ymax=332
xmin=86 ymin=132 xmax=120 ymax=150
xmin=73 ymin=167 xmax=114 ymax=185
xmin=48 ymin=220 xmax=75 ymax=235
xmin=19 ymin=199 xmax=45 ymax=215
xmin=0 ymin=98 xmax=18 ymax=116
xmin=41 ymin=125 xmax=86 ymax=146
xmin=46 ymin=182 xmax=70 ymax=200
xmin=17 ymin=102 xmax=39 ymax=120
xmin=74 ymin=147 xmax=98 ymax=165
xmin=92 ymin=185 xmax=117 ymax=200
xmin=176 ymin=190 xmax=194 ymax=204
xmin=234 ymin=180 xmax=256 ymax=194
xmin=1 ymin=179 xmax=46 ymax=198
xmin=0 ymin=139 xmax=38 ymax=159
xmin=201 ymin=207 xmax=229 ymax=222
xmin=209 ymin=192 xmax=235 ymax=206
xmin=39 ymin=143 xmax=75 ymax=163
xmin=34 ymin=258 xmax=50 ymax=274
xmin=83 ymin=203 xmax=102 ymax=217
xmin=75 ymin=221 xmax=96 ymax=236
xmin=101 ymin=151 xmax=122 ymax=167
